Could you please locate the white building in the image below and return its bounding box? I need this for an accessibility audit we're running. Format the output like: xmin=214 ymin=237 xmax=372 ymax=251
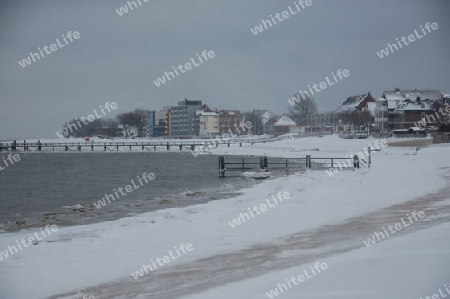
xmin=198 ymin=111 xmax=219 ymax=137
xmin=374 ymin=98 xmax=389 ymax=132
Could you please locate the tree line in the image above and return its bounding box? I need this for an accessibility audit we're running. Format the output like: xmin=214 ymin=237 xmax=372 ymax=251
xmin=60 ymin=109 xmax=149 ymax=138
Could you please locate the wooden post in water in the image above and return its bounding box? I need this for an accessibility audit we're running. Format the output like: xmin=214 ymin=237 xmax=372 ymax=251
xmin=65 ymin=145 xmax=68 ymax=152
xmin=37 ymin=140 xmax=42 ymax=151
xmin=23 ymin=140 xmax=26 ymax=151
xmin=306 ymin=155 xmax=311 ymax=169
xmin=353 ymin=155 xmax=360 ymax=169
xmin=219 ymin=156 xmax=225 ymax=177
xmin=179 ymin=145 xmax=182 ymax=151
xmin=167 ymin=142 xmax=170 ymax=151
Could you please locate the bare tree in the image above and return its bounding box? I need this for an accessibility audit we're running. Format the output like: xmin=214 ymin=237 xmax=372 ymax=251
xmin=288 ymin=95 xmax=318 ymax=126
xmin=117 ymin=109 xmax=146 ymax=137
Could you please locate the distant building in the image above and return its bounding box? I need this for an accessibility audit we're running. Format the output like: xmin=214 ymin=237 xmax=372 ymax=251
xmin=164 ymin=106 xmax=171 ymax=136
xmin=152 ymin=110 xmax=168 ymax=137
xmin=198 ymin=111 xmax=219 ymax=137
xmin=273 ymin=115 xmax=296 ymax=136
xmin=336 ymin=93 xmax=376 ymax=129
xmin=145 ymin=110 xmax=155 ymax=137
xmin=393 ymin=98 xmax=442 ymax=129
xmin=382 ymin=89 xmax=444 ymax=129
xmin=336 ymin=93 xmax=376 ymax=114
xmin=374 ymin=98 xmax=389 ymax=132
xmin=219 ymin=110 xmax=245 ymax=135
xmin=170 ymin=99 xmax=202 ymax=136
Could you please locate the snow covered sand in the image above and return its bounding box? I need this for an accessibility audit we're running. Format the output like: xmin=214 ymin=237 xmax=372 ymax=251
xmin=0 ymin=135 xmax=449 ymax=298
xmin=181 ymin=222 xmax=450 ymax=299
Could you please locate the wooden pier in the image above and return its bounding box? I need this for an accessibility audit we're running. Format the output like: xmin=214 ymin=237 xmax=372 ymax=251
xmin=0 ymin=137 xmax=281 ymax=153
xmin=0 ymin=133 xmax=332 ymax=153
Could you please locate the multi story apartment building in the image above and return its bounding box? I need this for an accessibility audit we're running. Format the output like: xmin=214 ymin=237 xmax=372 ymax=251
xmin=170 ymin=99 xmax=202 ymax=136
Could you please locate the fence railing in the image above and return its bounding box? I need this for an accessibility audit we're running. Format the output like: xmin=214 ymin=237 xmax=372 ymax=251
xmin=218 ymin=154 xmax=367 ymax=177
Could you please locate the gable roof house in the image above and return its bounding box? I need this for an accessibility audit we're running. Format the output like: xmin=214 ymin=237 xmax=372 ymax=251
xmin=336 ymin=93 xmax=376 ymax=128
xmin=273 ymin=115 xmax=296 ymax=136
xmin=336 ymin=93 xmax=376 ymax=114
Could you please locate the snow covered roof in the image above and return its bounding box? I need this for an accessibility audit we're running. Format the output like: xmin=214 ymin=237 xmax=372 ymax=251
xmin=198 ymin=111 xmax=219 ymax=116
xmin=274 ymin=115 xmax=296 ymax=127
xmin=336 ymin=94 xmax=374 ymax=113
xmin=219 ymin=110 xmax=242 ymax=116
xmin=395 ymin=100 xmax=436 ymax=111
xmin=342 ymin=94 xmax=367 ymax=106
xmin=383 ymin=90 xmax=443 ymax=107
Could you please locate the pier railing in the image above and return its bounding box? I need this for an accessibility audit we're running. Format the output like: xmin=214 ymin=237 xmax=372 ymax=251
xmin=0 ymin=137 xmax=280 ymax=152
xmin=218 ymin=154 xmax=369 ymax=177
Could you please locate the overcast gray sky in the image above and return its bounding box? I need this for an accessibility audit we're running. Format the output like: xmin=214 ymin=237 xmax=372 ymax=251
xmin=0 ymin=0 xmax=449 ymax=139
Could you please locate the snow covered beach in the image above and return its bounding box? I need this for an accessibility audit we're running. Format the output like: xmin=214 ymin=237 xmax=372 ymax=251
xmin=0 ymin=135 xmax=449 ymax=299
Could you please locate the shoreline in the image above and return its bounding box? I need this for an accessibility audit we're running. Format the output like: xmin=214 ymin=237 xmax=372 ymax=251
xmin=1 ymin=137 xmax=450 ymax=298
xmin=0 ymin=170 xmax=272 ymax=233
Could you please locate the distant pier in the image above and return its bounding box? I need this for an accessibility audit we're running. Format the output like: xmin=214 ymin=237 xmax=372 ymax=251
xmin=0 ymin=134 xmax=332 ymax=153
xmin=0 ymin=137 xmax=281 ymax=153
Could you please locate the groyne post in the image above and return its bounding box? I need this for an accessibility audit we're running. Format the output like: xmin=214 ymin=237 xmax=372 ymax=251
xmin=218 ymin=156 xmax=225 ymax=178
xmin=306 ymin=155 xmax=311 ymax=169
xmin=353 ymin=155 xmax=360 ymax=169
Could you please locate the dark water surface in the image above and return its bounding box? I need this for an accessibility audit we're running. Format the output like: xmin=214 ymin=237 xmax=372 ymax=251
xmin=0 ymin=152 xmax=257 ymax=230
